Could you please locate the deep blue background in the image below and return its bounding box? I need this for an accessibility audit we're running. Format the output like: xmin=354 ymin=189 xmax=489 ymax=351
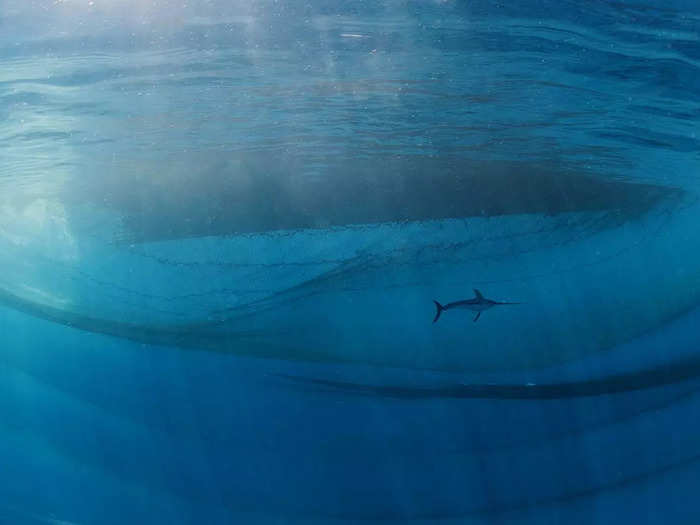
xmin=1 ymin=0 xmax=700 ymax=523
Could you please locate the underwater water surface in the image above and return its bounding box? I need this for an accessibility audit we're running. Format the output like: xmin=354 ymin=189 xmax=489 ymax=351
xmin=1 ymin=0 xmax=700 ymax=523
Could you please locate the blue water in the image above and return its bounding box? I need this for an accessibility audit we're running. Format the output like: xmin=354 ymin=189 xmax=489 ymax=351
xmin=1 ymin=0 xmax=700 ymax=523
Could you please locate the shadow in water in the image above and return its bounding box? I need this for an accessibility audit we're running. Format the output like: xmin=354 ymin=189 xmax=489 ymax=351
xmin=275 ymin=357 xmax=700 ymax=399
xmin=79 ymin=156 xmax=680 ymax=242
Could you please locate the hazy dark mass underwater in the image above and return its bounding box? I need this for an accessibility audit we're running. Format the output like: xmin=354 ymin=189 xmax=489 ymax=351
xmin=1 ymin=0 xmax=700 ymax=522
xmin=0 ymin=0 xmax=698 ymax=374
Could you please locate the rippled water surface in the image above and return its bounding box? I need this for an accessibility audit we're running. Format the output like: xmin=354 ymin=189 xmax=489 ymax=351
xmin=1 ymin=0 xmax=700 ymax=523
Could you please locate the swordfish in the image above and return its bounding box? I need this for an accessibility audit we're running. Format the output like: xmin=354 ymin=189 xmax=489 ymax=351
xmin=432 ymin=289 xmax=520 ymax=323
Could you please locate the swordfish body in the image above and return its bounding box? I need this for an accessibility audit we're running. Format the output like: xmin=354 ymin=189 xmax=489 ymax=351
xmin=432 ymin=289 xmax=520 ymax=323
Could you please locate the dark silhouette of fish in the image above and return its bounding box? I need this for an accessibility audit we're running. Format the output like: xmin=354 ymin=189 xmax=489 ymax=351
xmin=433 ymin=289 xmax=520 ymax=323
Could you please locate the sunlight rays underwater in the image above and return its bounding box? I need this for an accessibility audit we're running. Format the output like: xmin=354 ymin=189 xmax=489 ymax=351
xmin=2 ymin=0 xmax=700 ymax=522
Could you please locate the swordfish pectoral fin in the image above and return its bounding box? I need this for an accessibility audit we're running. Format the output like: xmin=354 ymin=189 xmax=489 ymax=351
xmin=473 ymin=312 xmax=481 ymax=322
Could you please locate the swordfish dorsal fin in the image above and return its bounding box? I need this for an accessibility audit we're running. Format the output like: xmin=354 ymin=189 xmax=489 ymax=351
xmin=473 ymin=289 xmax=484 ymax=300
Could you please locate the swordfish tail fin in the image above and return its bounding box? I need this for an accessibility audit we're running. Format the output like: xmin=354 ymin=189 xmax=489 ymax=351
xmin=432 ymin=301 xmax=445 ymax=323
